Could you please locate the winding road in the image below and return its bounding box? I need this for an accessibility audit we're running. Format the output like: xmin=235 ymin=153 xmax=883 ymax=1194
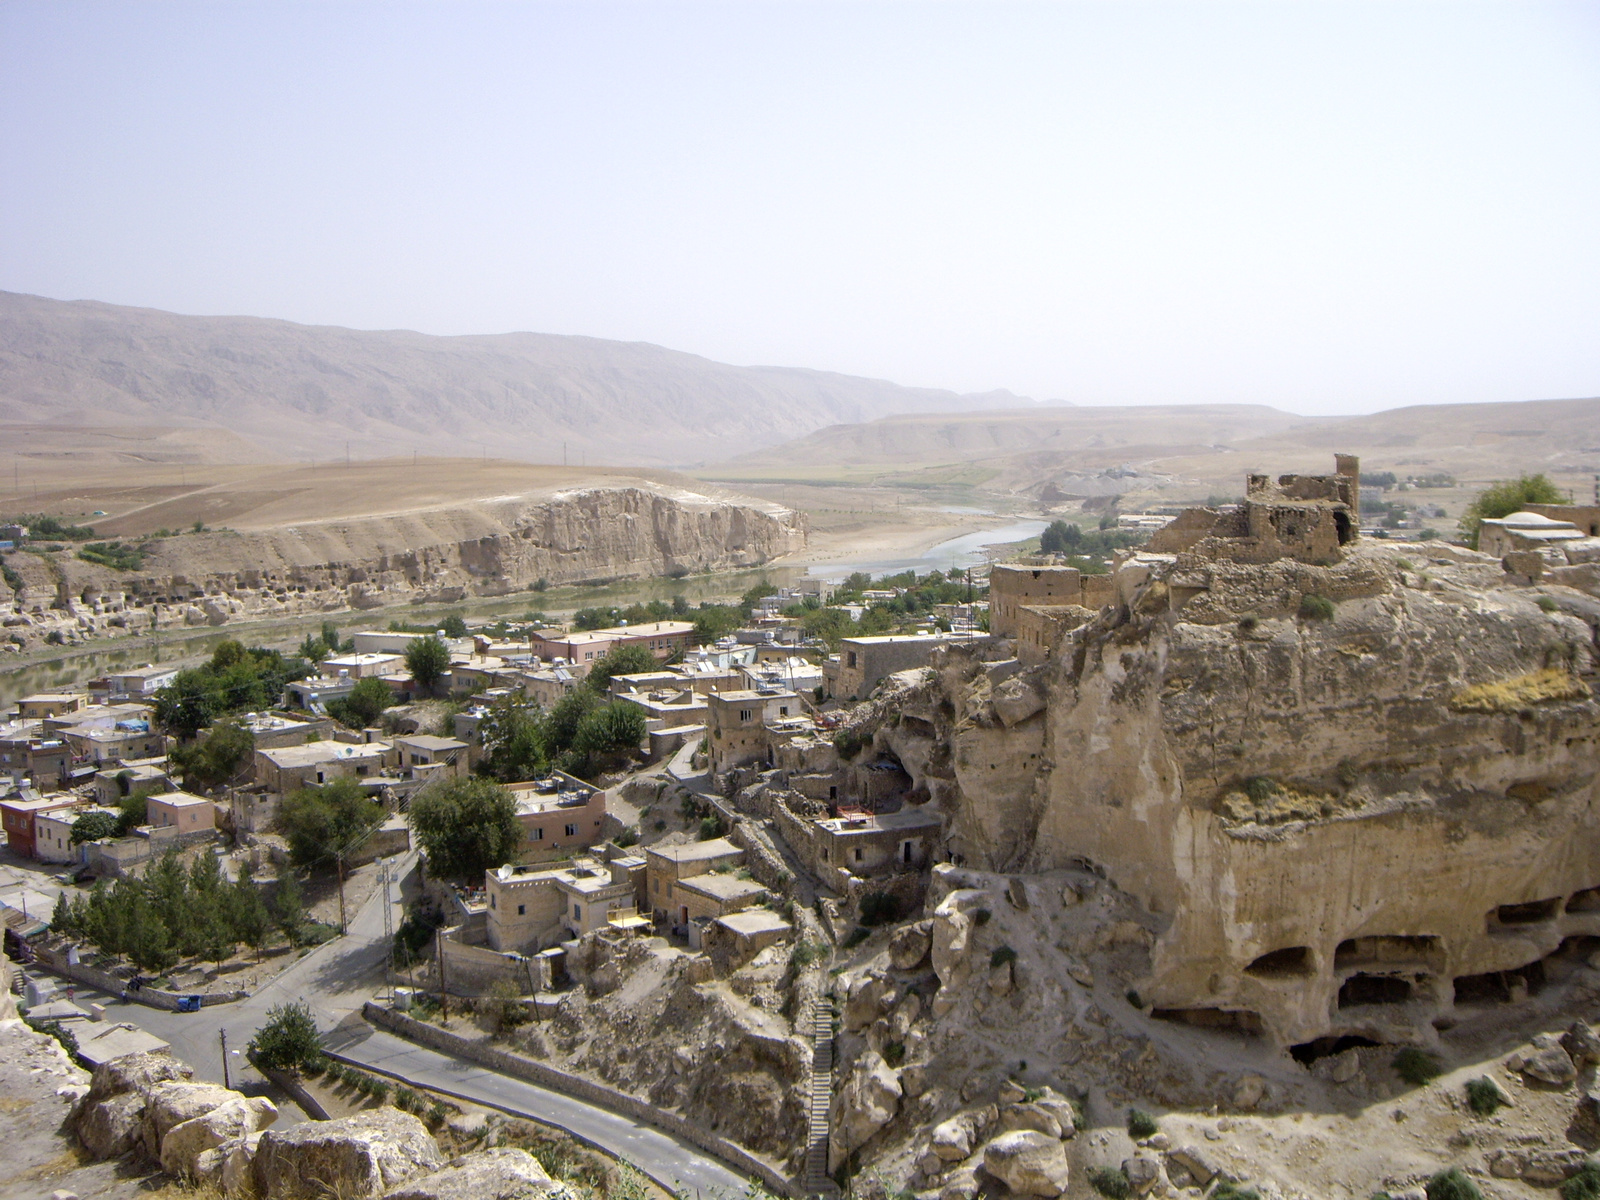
xmin=33 ymin=847 xmax=754 ymax=1194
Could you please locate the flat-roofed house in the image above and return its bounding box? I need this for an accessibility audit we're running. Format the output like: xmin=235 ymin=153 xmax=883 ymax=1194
xmin=485 ymin=856 xmax=637 ymax=953
xmin=253 ymin=741 xmax=395 ymax=792
xmin=146 ymin=791 xmax=216 ymax=836
xmin=705 ymin=688 xmax=798 ymax=775
xmin=507 ymin=774 xmax=608 ymax=862
xmin=392 ymin=735 xmax=469 ymax=780
xmin=814 ymin=805 xmax=942 ymax=874
xmin=0 ymin=793 xmax=82 ymax=858
xmin=15 ymin=693 xmax=88 ymax=720
xmin=644 ymin=837 xmax=745 ymax=925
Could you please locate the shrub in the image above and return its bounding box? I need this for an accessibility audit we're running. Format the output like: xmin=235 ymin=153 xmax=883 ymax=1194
xmin=1125 ymin=988 xmax=1143 ymax=1009
xmin=1237 ymin=613 xmax=1258 ymax=632
xmin=1563 ymin=1163 xmax=1600 ymax=1200
xmin=698 ymin=814 xmax=726 ymax=841
xmin=842 ymin=927 xmax=870 ymax=950
xmin=248 ymin=1001 xmax=323 ymax=1072
xmin=1298 ymin=593 xmax=1336 ymax=621
xmin=25 ymin=1015 xmax=84 ymax=1067
xmin=1089 ymin=1167 xmax=1131 ymax=1199
xmin=1394 ymin=1047 xmax=1442 ymax=1086
xmin=1464 ymin=1076 xmax=1504 ymax=1116
xmin=990 ymin=945 xmax=1018 ymax=969
xmin=973 ymin=908 xmax=992 ymax=926
xmin=1244 ymin=776 xmax=1279 ymax=804
xmin=1425 ymin=1168 xmax=1482 ymax=1200
xmin=369 ymin=1079 xmax=391 ymax=1103
xmin=1538 ymin=595 xmax=1559 ymax=612
xmin=428 ymin=1102 xmax=448 ymax=1127
xmin=883 ymin=1040 xmax=906 ymax=1066
xmin=790 ymin=940 xmax=825 ymax=971
xmin=1126 ymin=1108 xmax=1158 ymax=1138
xmin=1212 ymin=1186 xmax=1261 ymax=1200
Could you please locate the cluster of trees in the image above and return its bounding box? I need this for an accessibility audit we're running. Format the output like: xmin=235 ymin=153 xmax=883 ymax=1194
xmin=404 ymin=636 xmax=451 ymax=693
xmin=68 ymin=785 xmax=159 ymax=844
xmin=572 ymin=597 xmax=692 ymax=630
xmin=327 ymin=677 xmax=394 ymax=730
xmin=473 ymin=645 xmax=652 ymax=781
xmin=276 ymin=777 xmax=387 ymax=870
xmin=51 ymin=849 xmax=302 ymax=973
xmin=169 ymin=721 xmax=256 ymax=789
xmin=298 ymin=621 xmax=353 ymax=664
xmin=154 ymin=640 xmax=313 ymax=738
xmin=408 ymin=777 xmax=522 ymax=881
xmin=6 ymin=512 xmax=97 ymax=540
xmin=1460 ymin=473 xmax=1566 ymax=549
xmin=1038 ymin=520 xmax=1147 ymax=561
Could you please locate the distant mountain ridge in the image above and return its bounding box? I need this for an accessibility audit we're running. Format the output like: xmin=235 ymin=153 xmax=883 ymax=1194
xmin=0 ymin=291 xmax=1035 ymax=466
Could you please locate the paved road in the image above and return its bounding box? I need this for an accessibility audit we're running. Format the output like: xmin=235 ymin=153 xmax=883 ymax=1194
xmin=326 ymin=1024 xmax=748 ymax=1198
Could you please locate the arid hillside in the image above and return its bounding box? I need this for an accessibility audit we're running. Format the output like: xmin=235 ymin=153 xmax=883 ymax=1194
xmin=708 ymin=396 xmax=1600 ymax=500
xmin=0 ymin=291 xmax=1028 ymax=467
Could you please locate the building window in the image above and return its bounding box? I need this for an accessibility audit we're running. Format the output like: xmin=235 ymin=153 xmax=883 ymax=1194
xmin=565 ymin=823 xmax=577 ymax=837
xmin=533 ymin=827 xmax=543 ymax=840
xmin=573 ymin=904 xmax=582 ymax=920
xmin=779 ymin=706 xmax=788 ymax=717
xmin=740 ymin=709 xmax=752 ymax=722
xmin=518 ymin=904 xmax=526 ymax=915
xmin=490 ymin=894 xmax=496 ymax=908
xmin=847 ymin=651 xmax=857 ymax=668
xmin=854 ymin=847 xmax=864 ymax=862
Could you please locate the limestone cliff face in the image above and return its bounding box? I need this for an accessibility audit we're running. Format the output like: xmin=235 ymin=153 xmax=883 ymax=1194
xmin=869 ymin=543 xmax=1600 ymax=1047
xmin=1 ymin=485 xmax=805 ymax=643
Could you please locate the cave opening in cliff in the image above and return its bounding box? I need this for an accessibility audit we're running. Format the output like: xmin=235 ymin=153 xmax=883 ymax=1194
xmin=1453 ymin=958 xmax=1548 ymax=1005
xmin=1334 ymin=511 xmax=1353 ymax=545
xmin=1245 ymin=946 xmax=1314 ymax=978
xmin=1567 ymin=887 xmax=1600 ymax=913
xmin=1151 ymin=1007 xmax=1263 ymax=1035
xmin=1289 ymin=1034 xmax=1379 ymax=1065
xmin=1337 ymin=973 xmax=1413 ymax=1007
xmin=1334 ymin=935 xmax=1442 ymax=969
xmin=1494 ymin=898 xmax=1563 ymax=927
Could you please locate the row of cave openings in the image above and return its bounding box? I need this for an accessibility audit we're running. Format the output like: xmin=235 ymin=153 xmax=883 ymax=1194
xmin=1151 ymin=885 xmax=1600 ymax=1063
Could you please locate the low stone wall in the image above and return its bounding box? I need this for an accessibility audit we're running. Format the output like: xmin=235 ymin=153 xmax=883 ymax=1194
xmin=439 ymin=936 xmax=551 ymax=998
xmin=362 ymin=1002 xmax=797 ymax=1197
xmin=33 ymin=947 xmax=247 ymax=1010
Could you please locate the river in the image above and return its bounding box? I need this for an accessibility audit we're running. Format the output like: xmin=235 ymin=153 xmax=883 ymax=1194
xmin=0 ymin=519 xmax=1044 ymax=708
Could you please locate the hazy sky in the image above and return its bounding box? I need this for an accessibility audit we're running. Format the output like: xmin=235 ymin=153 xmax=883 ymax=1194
xmin=3 ymin=2 xmax=1598 ymax=415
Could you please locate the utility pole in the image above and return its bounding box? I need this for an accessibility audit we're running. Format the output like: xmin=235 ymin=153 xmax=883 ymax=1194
xmin=435 ymin=927 xmax=449 ymax=1023
xmin=219 ymin=1029 xmax=230 ymax=1090
xmin=336 ymin=850 xmax=347 ymax=935
xmin=379 ymin=857 xmax=395 ymax=1005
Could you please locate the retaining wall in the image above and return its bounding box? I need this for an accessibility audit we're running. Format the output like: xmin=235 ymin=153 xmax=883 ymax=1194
xmin=362 ymin=1002 xmax=797 ymax=1197
xmin=33 ymin=946 xmax=246 ymax=1010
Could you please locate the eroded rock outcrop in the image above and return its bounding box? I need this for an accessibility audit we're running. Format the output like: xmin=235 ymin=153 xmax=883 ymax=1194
xmin=251 ymin=1107 xmax=445 ymax=1199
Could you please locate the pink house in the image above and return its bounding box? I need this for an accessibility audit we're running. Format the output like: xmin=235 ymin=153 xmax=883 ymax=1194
xmin=145 ymin=791 xmax=217 ymax=836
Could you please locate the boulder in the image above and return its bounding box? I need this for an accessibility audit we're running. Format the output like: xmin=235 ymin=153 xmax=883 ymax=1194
xmin=194 ymin=1133 xmax=261 ymax=1192
xmin=1522 ymin=1044 xmax=1578 ymax=1087
xmin=1232 ymin=1075 xmax=1266 ymax=1111
xmin=997 ymin=1103 xmax=1062 ymax=1139
xmin=1122 ymin=1156 xmax=1161 ymax=1197
xmin=383 ymin=1147 xmax=567 ymax=1200
xmin=1166 ymin=1146 xmax=1218 ymax=1186
xmin=1330 ymin=1049 xmax=1362 ymax=1084
xmin=844 ymin=974 xmax=890 ymax=1033
xmin=144 ymin=1081 xmax=242 ymax=1152
xmin=1033 ymin=1098 xmax=1077 ymax=1139
xmin=829 ymin=1052 xmax=902 ymax=1173
xmin=938 ymin=1170 xmax=979 ymax=1200
xmin=988 ymin=960 xmax=1014 ymax=996
xmin=931 ymin=890 xmax=988 ymax=989
xmin=981 ymin=1131 xmax=1070 ymax=1197
xmin=253 ymin=1107 xmax=446 ymax=1199
xmin=82 ymin=1050 xmax=191 ymax=1105
xmin=992 ymin=678 xmax=1045 ymax=727
xmin=1565 ymin=1021 xmax=1600 ymax=1068
xmin=161 ymin=1095 xmax=277 ymax=1178
xmin=997 ymin=1079 xmax=1028 ymax=1104
xmin=931 ymin=1114 xmax=978 ymax=1162
xmin=76 ymin=1091 xmax=146 ymax=1159
xmin=889 ymin=922 xmax=933 ymax=971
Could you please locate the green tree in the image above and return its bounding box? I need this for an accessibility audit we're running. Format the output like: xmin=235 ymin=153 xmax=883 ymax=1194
xmin=542 ymin=687 xmax=601 ymax=758
xmin=129 ymin=897 xmax=178 ymax=974
xmin=275 ymin=777 xmax=385 ymax=870
xmin=438 ymin=613 xmax=469 ymax=638
xmin=50 ymin=889 xmax=77 ymax=936
xmin=113 ymin=787 xmax=153 ymax=836
xmin=407 ymin=776 xmax=522 ymax=882
xmin=474 ymin=694 xmax=548 ymax=783
xmin=299 ymin=632 xmax=331 ymax=665
xmin=171 ymin=720 xmax=256 ymax=789
xmin=801 ymin=607 xmax=855 ymax=650
xmin=1459 ymin=473 xmax=1566 ymax=549
xmin=572 ymin=702 xmax=647 ymax=768
xmin=70 ymin=810 xmax=119 ymax=845
xmin=230 ymin=864 xmax=271 ymax=957
xmin=1039 ymin=521 xmax=1083 ymax=554
xmin=405 ymin=636 xmax=451 ymax=694
xmin=273 ymin=868 xmax=305 ymax=945
xmin=248 ymin=1000 xmax=323 ymax=1072
xmin=586 ymin=644 xmax=660 ymax=693
xmin=330 ymin=677 xmax=393 ymax=728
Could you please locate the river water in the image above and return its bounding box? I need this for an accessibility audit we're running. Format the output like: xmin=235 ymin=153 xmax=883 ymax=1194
xmin=0 ymin=520 xmax=1043 ymax=708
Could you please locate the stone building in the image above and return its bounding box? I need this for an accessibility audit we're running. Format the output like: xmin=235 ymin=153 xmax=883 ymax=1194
xmin=507 ymin=774 xmax=608 ymax=863
xmin=814 ymin=806 xmax=943 ymax=875
xmin=827 ymin=633 xmax=982 ymax=702
xmin=1146 ymin=454 xmax=1360 ymax=564
xmin=644 ymin=837 xmax=745 ymax=926
xmin=484 ymin=856 xmax=637 ymax=954
xmin=706 ymin=688 xmax=798 ymax=775
xmin=1476 ymin=510 xmax=1589 ymax=558
xmin=989 ymin=565 xmax=1114 ymax=638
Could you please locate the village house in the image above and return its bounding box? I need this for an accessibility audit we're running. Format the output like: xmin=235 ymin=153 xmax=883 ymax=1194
xmin=351 ymin=630 xmax=438 ymax=656
xmin=702 ymin=908 xmax=794 ymax=971
xmin=614 ymin=685 xmax=707 ymax=732
xmin=530 ymin=630 xmax=618 ymax=667
xmin=674 ymin=871 xmax=768 ymax=925
xmin=507 ymin=773 xmax=608 ymax=862
xmin=644 ymin=837 xmax=745 ymax=926
xmin=91 ymin=760 xmax=170 ymax=806
xmin=321 ymin=652 xmax=406 ymax=679
xmin=0 ymin=722 xmax=73 ymax=788
xmin=145 ymin=790 xmax=217 ymax=837
xmin=705 ymin=688 xmax=799 ymax=775
xmin=36 ymin=804 xmax=118 ymax=865
xmin=987 ymin=564 xmax=1116 ymax=639
xmin=236 ymin=711 xmax=331 ymax=749
xmin=88 ymin=666 xmax=178 ymax=704
xmin=12 ymin=693 xmax=88 ymax=720
xmin=1476 ymin=510 xmax=1593 ymax=558
xmin=0 ymin=792 xmax=83 ymax=859
xmin=282 ymin=671 xmax=358 ymax=711
xmin=814 ymin=805 xmax=943 ymax=875
xmin=1527 ymin=503 xmax=1600 ymax=538
xmin=253 ymin=740 xmax=396 ymax=792
xmin=826 ymin=632 xmax=982 ymax=702
xmin=485 ymin=856 xmax=638 ymax=954
xmin=392 ymin=734 xmax=469 ymax=780
xmin=532 ymin=621 xmax=696 ymax=665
